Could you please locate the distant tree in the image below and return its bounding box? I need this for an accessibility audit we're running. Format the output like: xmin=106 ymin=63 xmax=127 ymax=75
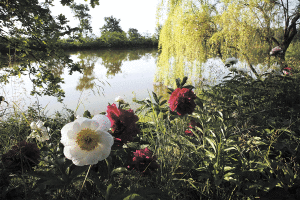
xmin=70 ymin=3 xmax=92 ymax=37
xmin=0 ymin=0 xmax=100 ymax=101
xmin=127 ymin=28 xmax=141 ymax=42
xmin=100 ymin=16 xmax=123 ymax=34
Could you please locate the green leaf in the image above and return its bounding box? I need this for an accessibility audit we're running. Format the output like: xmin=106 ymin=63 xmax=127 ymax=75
xmin=160 ymin=99 xmax=167 ymax=106
xmin=176 ymin=78 xmax=181 ymax=88
xmin=106 ymin=184 xmax=113 ymax=200
xmin=88 ymin=170 xmax=106 ymax=194
xmin=205 ymin=137 xmax=217 ymax=153
xmin=180 ymin=76 xmax=188 ymax=87
xmin=152 ymin=92 xmax=159 ymax=104
xmin=111 ymin=167 xmax=128 ymax=176
xmin=69 ymin=165 xmax=89 ymax=179
xmin=123 ymin=193 xmax=145 ymax=200
xmin=204 ymin=149 xmax=216 ymax=159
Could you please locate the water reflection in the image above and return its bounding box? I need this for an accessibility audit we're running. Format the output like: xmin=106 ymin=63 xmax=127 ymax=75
xmin=71 ymin=48 xmax=159 ymax=92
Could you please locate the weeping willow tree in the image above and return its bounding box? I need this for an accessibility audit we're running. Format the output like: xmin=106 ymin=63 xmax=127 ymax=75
xmin=156 ymin=0 xmax=300 ymax=84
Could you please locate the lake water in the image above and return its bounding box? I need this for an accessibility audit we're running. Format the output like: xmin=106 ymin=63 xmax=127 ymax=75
xmin=0 ymin=48 xmax=254 ymax=117
xmin=1 ymin=48 xmax=160 ymax=117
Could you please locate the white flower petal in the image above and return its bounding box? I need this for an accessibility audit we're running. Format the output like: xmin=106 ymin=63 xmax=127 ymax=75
xmin=115 ymin=96 xmax=124 ymax=103
xmin=99 ymin=130 xmax=114 ymax=147
xmin=61 ymin=135 xmax=76 ymax=146
xmin=61 ymin=117 xmax=114 ymax=166
xmin=30 ymin=122 xmax=37 ymax=130
xmin=63 ymin=145 xmax=88 ymax=163
xmin=61 ymin=122 xmax=75 ymax=139
xmin=36 ymin=120 xmax=44 ymax=128
xmin=78 ymin=118 xmax=93 ymax=130
xmin=92 ymin=115 xmax=111 ymax=131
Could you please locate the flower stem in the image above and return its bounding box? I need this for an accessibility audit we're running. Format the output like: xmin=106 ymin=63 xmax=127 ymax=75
xmin=77 ymin=165 xmax=92 ymax=200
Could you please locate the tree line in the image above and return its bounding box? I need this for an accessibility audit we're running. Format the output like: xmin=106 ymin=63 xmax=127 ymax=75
xmin=59 ymin=16 xmax=160 ymax=50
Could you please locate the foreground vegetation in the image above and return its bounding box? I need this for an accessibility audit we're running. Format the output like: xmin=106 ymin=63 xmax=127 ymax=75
xmin=1 ymin=65 xmax=300 ymax=199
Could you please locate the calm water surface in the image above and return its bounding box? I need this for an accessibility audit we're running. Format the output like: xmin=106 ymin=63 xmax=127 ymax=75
xmin=1 ymin=48 xmax=159 ymax=116
xmin=1 ymin=48 xmax=254 ymax=117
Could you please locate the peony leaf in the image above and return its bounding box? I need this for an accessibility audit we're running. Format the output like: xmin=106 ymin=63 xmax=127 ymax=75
xmin=69 ymin=165 xmax=89 ymax=179
xmin=123 ymin=193 xmax=145 ymax=200
xmin=160 ymin=100 xmax=167 ymax=106
xmin=176 ymin=78 xmax=181 ymax=88
xmin=180 ymin=76 xmax=188 ymax=87
xmin=105 ymin=183 xmax=114 ymax=200
xmin=111 ymin=167 xmax=128 ymax=176
xmin=152 ymin=92 xmax=159 ymax=104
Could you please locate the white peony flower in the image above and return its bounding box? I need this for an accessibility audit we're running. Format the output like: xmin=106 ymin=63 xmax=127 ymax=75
xmin=225 ymin=57 xmax=238 ymax=67
xmin=28 ymin=120 xmax=50 ymax=142
xmin=115 ymin=96 xmax=125 ymax=104
xmin=60 ymin=115 xmax=114 ymax=166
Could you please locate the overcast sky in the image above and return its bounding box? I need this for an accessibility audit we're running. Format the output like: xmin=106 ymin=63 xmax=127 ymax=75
xmin=50 ymin=0 xmax=161 ymax=37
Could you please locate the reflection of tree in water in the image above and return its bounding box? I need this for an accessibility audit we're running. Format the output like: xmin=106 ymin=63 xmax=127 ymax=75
xmin=99 ymin=50 xmax=127 ymax=78
xmin=75 ymin=53 xmax=98 ymax=91
xmin=46 ymin=58 xmax=65 ymax=77
xmin=76 ymin=62 xmax=96 ymax=91
xmin=72 ymin=48 xmax=158 ymax=91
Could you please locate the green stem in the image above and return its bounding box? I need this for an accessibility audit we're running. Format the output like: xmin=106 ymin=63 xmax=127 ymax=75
xmin=77 ymin=165 xmax=92 ymax=200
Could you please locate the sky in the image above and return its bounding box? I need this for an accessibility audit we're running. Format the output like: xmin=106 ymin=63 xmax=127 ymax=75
xmin=50 ymin=0 xmax=162 ymax=37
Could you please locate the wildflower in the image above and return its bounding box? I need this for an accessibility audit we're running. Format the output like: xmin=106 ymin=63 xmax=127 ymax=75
xmin=28 ymin=120 xmax=50 ymax=142
xmin=60 ymin=115 xmax=113 ymax=166
xmin=283 ymin=67 xmax=292 ymax=75
xmin=270 ymin=46 xmax=283 ymax=56
xmin=168 ymin=88 xmax=197 ymax=116
xmin=106 ymin=103 xmax=139 ymax=143
xmin=185 ymin=120 xmax=202 ymax=137
xmin=128 ymin=147 xmax=159 ymax=175
xmin=225 ymin=57 xmax=238 ymax=67
xmin=115 ymin=96 xmax=125 ymax=104
xmin=1 ymin=141 xmax=40 ymax=173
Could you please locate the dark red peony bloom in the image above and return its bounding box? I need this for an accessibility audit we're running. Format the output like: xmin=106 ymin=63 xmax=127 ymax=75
xmin=168 ymin=88 xmax=197 ymax=116
xmin=128 ymin=147 xmax=159 ymax=175
xmin=185 ymin=120 xmax=202 ymax=137
xmin=2 ymin=141 xmax=40 ymax=173
xmin=106 ymin=103 xmax=139 ymax=143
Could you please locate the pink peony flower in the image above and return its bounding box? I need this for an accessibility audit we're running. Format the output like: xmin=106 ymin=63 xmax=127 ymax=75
xmin=168 ymin=88 xmax=197 ymax=116
xmin=283 ymin=67 xmax=292 ymax=75
xmin=128 ymin=147 xmax=159 ymax=174
xmin=1 ymin=141 xmax=40 ymax=173
xmin=106 ymin=103 xmax=139 ymax=143
xmin=185 ymin=120 xmax=202 ymax=137
xmin=270 ymin=46 xmax=283 ymax=56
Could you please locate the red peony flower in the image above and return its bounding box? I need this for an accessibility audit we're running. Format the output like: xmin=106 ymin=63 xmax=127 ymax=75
xmin=106 ymin=103 xmax=139 ymax=143
xmin=128 ymin=147 xmax=159 ymax=175
xmin=168 ymin=88 xmax=197 ymax=116
xmin=1 ymin=141 xmax=40 ymax=173
xmin=185 ymin=120 xmax=202 ymax=137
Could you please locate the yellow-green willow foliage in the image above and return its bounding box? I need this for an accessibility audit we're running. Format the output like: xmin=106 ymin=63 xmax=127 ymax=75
xmin=157 ymin=0 xmax=291 ymax=84
xmin=157 ymin=0 xmax=217 ymax=85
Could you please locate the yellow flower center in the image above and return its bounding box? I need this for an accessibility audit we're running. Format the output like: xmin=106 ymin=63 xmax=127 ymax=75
xmin=76 ymin=128 xmax=100 ymax=151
